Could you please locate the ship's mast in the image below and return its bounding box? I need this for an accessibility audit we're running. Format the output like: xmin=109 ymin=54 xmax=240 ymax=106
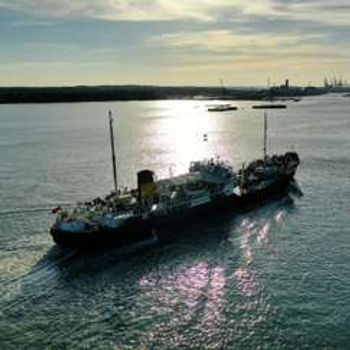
xmin=108 ymin=110 xmax=118 ymax=193
xmin=263 ymin=111 xmax=268 ymax=160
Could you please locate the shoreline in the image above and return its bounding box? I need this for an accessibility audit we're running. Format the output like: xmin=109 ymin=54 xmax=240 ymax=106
xmin=0 ymin=85 xmax=329 ymax=104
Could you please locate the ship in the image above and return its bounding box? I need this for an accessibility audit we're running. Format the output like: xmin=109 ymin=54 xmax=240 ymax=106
xmin=252 ymin=104 xmax=287 ymax=109
xmin=50 ymin=111 xmax=300 ymax=247
xmin=208 ymin=104 xmax=238 ymax=112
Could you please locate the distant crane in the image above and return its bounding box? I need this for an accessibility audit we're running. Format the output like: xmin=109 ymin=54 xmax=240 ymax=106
xmin=219 ymin=78 xmax=226 ymax=95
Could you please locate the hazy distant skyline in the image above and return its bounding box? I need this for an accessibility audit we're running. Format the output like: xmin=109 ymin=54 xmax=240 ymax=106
xmin=0 ymin=0 xmax=349 ymax=87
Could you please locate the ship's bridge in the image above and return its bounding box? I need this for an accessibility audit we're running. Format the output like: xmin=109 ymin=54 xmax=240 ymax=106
xmin=156 ymin=173 xmax=201 ymax=192
xmin=189 ymin=159 xmax=235 ymax=184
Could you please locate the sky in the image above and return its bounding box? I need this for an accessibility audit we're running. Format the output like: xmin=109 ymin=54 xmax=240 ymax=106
xmin=0 ymin=0 xmax=349 ymax=87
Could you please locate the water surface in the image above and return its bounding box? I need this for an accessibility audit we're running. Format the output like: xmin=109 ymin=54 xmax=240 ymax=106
xmin=1 ymin=95 xmax=350 ymax=349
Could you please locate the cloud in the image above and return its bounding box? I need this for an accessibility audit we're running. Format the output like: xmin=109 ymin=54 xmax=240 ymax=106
xmin=270 ymin=0 xmax=350 ymax=27
xmin=1 ymin=0 xmax=349 ymax=26
xmin=148 ymin=28 xmax=350 ymax=85
xmin=0 ymin=0 xmax=235 ymax=21
xmin=0 ymin=0 xmax=117 ymax=19
xmin=150 ymin=30 xmax=325 ymax=53
xmin=0 ymin=0 xmax=273 ymax=21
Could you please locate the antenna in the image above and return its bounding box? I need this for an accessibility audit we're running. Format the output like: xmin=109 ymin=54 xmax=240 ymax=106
xmin=263 ymin=111 xmax=268 ymax=160
xmin=108 ymin=110 xmax=118 ymax=193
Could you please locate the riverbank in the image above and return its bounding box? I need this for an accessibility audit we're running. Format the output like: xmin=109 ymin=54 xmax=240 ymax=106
xmin=0 ymin=85 xmax=327 ymax=104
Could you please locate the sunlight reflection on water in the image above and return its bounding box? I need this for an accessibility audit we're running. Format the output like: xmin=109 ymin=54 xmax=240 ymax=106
xmin=150 ymin=100 xmax=232 ymax=176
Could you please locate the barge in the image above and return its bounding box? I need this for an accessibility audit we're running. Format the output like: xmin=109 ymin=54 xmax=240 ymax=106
xmin=252 ymin=104 xmax=287 ymax=109
xmin=208 ymin=104 xmax=238 ymax=112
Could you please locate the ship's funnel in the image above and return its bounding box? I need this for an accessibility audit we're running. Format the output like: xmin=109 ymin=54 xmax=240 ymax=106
xmin=137 ymin=170 xmax=156 ymax=202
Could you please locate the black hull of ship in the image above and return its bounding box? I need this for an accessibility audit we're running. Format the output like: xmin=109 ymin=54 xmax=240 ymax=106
xmin=50 ymin=174 xmax=296 ymax=248
xmin=152 ymin=175 xmax=296 ymax=229
xmin=50 ymin=218 xmax=152 ymax=247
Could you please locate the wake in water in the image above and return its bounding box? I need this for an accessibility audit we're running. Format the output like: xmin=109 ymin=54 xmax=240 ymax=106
xmin=0 ymin=203 xmax=76 ymax=217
